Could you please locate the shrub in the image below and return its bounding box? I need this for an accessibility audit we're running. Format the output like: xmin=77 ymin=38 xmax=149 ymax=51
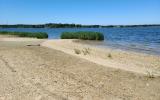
xmin=0 ymin=31 xmax=48 ymax=39
xmin=61 ymin=31 xmax=104 ymax=40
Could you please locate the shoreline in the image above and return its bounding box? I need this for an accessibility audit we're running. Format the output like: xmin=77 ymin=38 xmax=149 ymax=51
xmin=72 ymin=39 xmax=160 ymax=56
xmin=41 ymin=39 xmax=160 ymax=76
xmin=1 ymin=35 xmax=160 ymax=76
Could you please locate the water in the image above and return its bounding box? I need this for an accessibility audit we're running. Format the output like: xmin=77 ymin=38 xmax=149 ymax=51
xmin=0 ymin=26 xmax=160 ymax=55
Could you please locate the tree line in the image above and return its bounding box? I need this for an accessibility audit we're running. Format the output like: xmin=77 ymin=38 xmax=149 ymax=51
xmin=0 ymin=23 xmax=159 ymax=28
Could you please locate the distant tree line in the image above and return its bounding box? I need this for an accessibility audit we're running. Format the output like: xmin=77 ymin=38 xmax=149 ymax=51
xmin=0 ymin=23 xmax=159 ymax=28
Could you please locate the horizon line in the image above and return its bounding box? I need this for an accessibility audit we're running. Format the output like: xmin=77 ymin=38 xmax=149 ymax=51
xmin=0 ymin=23 xmax=160 ymax=26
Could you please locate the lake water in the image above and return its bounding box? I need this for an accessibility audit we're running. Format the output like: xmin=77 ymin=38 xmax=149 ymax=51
xmin=0 ymin=26 xmax=160 ymax=55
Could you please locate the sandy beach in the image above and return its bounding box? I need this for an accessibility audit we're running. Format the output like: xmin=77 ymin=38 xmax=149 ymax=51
xmin=0 ymin=35 xmax=160 ymax=100
xmin=42 ymin=39 xmax=160 ymax=76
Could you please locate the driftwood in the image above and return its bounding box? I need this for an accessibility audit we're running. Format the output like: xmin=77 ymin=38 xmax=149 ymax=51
xmin=26 ymin=44 xmax=41 ymax=46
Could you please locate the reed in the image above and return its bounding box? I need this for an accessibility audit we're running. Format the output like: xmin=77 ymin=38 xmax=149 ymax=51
xmin=61 ymin=31 xmax=104 ymax=40
xmin=0 ymin=31 xmax=48 ymax=39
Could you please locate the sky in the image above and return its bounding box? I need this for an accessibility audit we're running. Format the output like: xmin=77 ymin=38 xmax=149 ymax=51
xmin=0 ymin=0 xmax=160 ymax=25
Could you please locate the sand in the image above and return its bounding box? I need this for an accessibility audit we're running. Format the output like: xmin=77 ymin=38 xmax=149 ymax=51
xmin=42 ymin=39 xmax=160 ymax=76
xmin=0 ymin=35 xmax=160 ymax=100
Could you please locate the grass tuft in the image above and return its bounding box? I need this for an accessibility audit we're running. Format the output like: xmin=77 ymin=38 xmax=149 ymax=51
xmin=82 ymin=48 xmax=91 ymax=55
xmin=74 ymin=48 xmax=81 ymax=54
xmin=146 ymin=70 xmax=155 ymax=78
xmin=74 ymin=48 xmax=91 ymax=55
xmin=108 ymin=53 xmax=112 ymax=58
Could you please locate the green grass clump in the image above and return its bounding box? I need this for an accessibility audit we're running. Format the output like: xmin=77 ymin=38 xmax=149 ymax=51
xmin=0 ymin=31 xmax=48 ymax=39
xmin=61 ymin=31 xmax=104 ymax=40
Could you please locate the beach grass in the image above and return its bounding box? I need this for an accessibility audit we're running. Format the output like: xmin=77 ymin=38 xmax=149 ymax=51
xmin=74 ymin=48 xmax=81 ymax=54
xmin=61 ymin=31 xmax=104 ymax=40
xmin=108 ymin=53 xmax=112 ymax=58
xmin=0 ymin=31 xmax=48 ymax=39
xmin=146 ymin=70 xmax=155 ymax=78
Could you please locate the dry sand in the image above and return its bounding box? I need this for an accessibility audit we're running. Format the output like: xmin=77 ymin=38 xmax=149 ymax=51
xmin=0 ymin=36 xmax=160 ymax=100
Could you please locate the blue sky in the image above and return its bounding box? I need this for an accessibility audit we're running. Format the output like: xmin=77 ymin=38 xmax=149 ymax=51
xmin=0 ymin=0 xmax=160 ymax=25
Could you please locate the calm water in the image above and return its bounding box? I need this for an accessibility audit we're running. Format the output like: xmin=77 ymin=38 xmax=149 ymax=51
xmin=0 ymin=26 xmax=160 ymax=55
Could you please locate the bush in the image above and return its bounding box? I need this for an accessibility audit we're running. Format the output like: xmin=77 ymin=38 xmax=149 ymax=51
xmin=61 ymin=31 xmax=104 ymax=40
xmin=0 ymin=31 xmax=48 ymax=39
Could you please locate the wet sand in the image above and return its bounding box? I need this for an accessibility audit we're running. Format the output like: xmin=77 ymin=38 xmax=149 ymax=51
xmin=0 ymin=36 xmax=160 ymax=100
